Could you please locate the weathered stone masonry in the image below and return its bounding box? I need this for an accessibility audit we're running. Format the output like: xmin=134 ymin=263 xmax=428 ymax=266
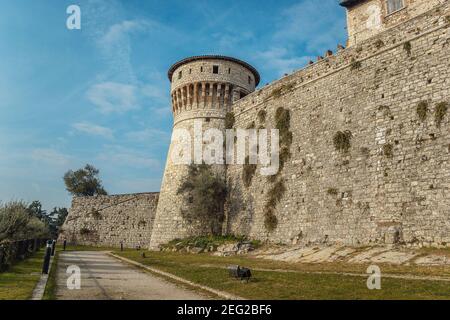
xmin=61 ymin=0 xmax=450 ymax=249
xmin=60 ymin=193 xmax=159 ymax=248
xmin=226 ymin=2 xmax=450 ymax=247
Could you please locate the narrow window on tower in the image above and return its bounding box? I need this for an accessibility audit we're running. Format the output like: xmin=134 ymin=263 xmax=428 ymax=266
xmin=200 ymin=66 xmax=203 ymax=72
xmin=228 ymin=68 xmax=231 ymax=74
xmin=178 ymin=71 xmax=182 ymax=79
xmin=213 ymin=65 xmax=219 ymax=74
xmin=386 ymin=0 xmax=404 ymax=15
xmin=248 ymin=76 xmax=252 ymax=84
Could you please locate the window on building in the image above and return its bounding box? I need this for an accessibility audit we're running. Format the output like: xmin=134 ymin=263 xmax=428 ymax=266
xmin=189 ymin=68 xmax=192 ymax=74
xmin=213 ymin=65 xmax=219 ymax=74
xmin=248 ymin=76 xmax=252 ymax=84
xmin=228 ymin=68 xmax=231 ymax=74
xmin=386 ymin=0 xmax=404 ymax=14
xmin=178 ymin=71 xmax=182 ymax=79
xmin=200 ymin=66 xmax=203 ymax=72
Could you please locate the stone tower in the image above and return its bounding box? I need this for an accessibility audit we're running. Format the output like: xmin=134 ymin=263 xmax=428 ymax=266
xmin=340 ymin=0 xmax=442 ymax=46
xmin=149 ymin=56 xmax=260 ymax=249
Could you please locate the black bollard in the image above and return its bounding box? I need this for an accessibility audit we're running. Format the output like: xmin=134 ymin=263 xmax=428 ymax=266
xmin=51 ymin=240 xmax=56 ymax=256
xmin=120 ymin=242 xmax=124 ymax=252
xmin=42 ymin=241 xmax=52 ymax=274
xmin=63 ymin=239 xmax=67 ymax=251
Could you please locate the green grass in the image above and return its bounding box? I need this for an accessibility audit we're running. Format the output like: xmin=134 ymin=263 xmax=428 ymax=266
xmin=114 ymin=250 xmax=450 ymax=300
xmin=0 ymin=250 xmax=45 ymax=300
xmin=43 ymin=252 xmax=58 ymax=300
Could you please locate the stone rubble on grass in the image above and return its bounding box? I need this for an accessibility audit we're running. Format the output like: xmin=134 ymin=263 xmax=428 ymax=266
xmin=254 ymin=245 xmax=450 ymax=267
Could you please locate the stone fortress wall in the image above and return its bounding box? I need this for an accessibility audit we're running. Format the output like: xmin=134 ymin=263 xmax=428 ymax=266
xmin=59 ymin=193 xmax=159 ymax=248
xmin=226 ymin=1 xmax=450 ymax=247
xmin=61 ymin=0 xmax=450 ymax=249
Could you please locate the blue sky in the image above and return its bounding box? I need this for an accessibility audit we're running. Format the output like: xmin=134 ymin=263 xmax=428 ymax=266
xmin=0 ymin=0 xmax=347 ymax=211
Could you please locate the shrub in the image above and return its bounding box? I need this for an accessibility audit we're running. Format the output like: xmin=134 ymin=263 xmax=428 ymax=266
xmin=416 ymin=101 xmax=428 ymax=122
xmin=333 ymin=131 xmax=352 ymax=153
xmin=435 ymin=102 xmax=448 ymax=127
xmin=225 ymin=112 xmax=235 ymax=129
xmin=383 ymin=143 xmax=394 ymax=158
xmin=177 ymin=164 xmax=227 ymax=234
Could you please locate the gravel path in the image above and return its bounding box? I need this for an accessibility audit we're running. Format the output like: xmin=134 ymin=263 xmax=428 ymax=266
xmin=55 ymin=251 xmax=206 ymax=300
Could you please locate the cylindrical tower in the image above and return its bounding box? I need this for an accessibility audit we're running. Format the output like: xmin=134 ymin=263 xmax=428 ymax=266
xmin=149 ymin=55 xmax=260 ymax=249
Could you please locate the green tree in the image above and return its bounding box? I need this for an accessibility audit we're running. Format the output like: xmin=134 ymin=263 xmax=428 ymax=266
xmin=177 ymin=164 xmax=227 ymax=235
xmin=0 ymin=201 xmax=49 ymax=241
xmin=63 ymin=164 xmax=108 ymax=197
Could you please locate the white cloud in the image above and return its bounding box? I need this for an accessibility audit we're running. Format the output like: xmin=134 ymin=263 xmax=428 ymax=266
xmin=86 ymin=82 xmax=138 ymax=113
xmin=73 ymin=122 xmax=114 ymax=139
xmin=31 ymin=148 xmax=70 ymax=167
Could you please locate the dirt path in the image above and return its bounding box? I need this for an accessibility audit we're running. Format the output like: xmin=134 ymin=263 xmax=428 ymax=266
xmin=55 ymin=251 xmax=207 ymax=300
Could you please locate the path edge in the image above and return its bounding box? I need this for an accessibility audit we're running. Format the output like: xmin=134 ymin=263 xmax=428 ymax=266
xmin=108 ymin=252 xmax=244 ymax=300
xmin=31 ymin=256 xmax=53 ymax=300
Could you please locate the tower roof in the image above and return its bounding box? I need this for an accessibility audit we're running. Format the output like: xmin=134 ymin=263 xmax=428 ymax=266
xmin=339 ymin=0 xmax=365 ymax=7
xmin=168 ymin=55 xmax=260 ymax=86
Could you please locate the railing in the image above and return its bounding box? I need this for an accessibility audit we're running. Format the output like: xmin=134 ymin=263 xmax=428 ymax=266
xmin=0 ymin=238 xmax=47 ymax=272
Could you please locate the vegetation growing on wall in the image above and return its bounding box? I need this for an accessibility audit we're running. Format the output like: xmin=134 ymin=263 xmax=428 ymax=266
xmin=270 ymin=82 xmax=295 ymax=99
xmin=327 ymin=188 xmax=338 ymax=196
xmin=263 ymin=179 xmax=286 ymax=232
xmin=435 ymin=102 xmax=448 ymax=127
xmin=403 ymin=41 xmax=412 ymax=56
xmin=333 ymin=131 xmax=352 ymax=153
xmin=257 ymin=109 xmax=267 ymax=123
xmin=262 ymin=107 xmax=293 ymax=232
xmin=416 ymin=101 xmax=428 ymax=122
xmin=350 ymin=59 xmax=362 ymax=71
xmin=374 ymin=39 xmax=384 ymax=49
xmin=225 ymin=112 xmax=235 ymax=129
xmin=383 ymin=143 xmax=394 ymax=158
xmin=242 ymin=156 xmax=257 ymax=188
xmin=177 ymin=164 xmax=227 ymax=234
xmin=79 ymin=228 xmax=91 ymax=235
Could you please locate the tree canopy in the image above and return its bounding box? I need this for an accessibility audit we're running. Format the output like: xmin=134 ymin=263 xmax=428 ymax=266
xmin=63 ymin=164 xmax=107 ymax=197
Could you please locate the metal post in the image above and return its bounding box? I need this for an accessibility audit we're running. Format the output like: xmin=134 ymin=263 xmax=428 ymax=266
xmin=42 ymin=241 xmax=52 ymax=274
xmin=51 ymin=240 xmax=56 ymax=256
xmin=63 ymin=239 xmax=67 ymax=251
xmin=120 ymin=241 xmax=124 ymax=252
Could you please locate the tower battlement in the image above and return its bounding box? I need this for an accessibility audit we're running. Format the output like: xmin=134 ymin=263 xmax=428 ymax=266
xmin=167 ymin=56 xmax=259 ymax=124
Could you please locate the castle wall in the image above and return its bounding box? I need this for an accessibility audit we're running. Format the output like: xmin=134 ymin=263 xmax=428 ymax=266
xmin=226 ymin=3 xmax=450 ymax=247
xmin=59 ymin=193 xmax=159 ymax=248
xmin=346 ymin=0 xmax=442 ymax=46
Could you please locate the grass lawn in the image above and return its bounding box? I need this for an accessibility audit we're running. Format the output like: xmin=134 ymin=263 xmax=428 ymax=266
xmin=0 ymin=250 xmax=45 ymax=300
xmin=114 ymin=250 xmax=450 ymax=300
